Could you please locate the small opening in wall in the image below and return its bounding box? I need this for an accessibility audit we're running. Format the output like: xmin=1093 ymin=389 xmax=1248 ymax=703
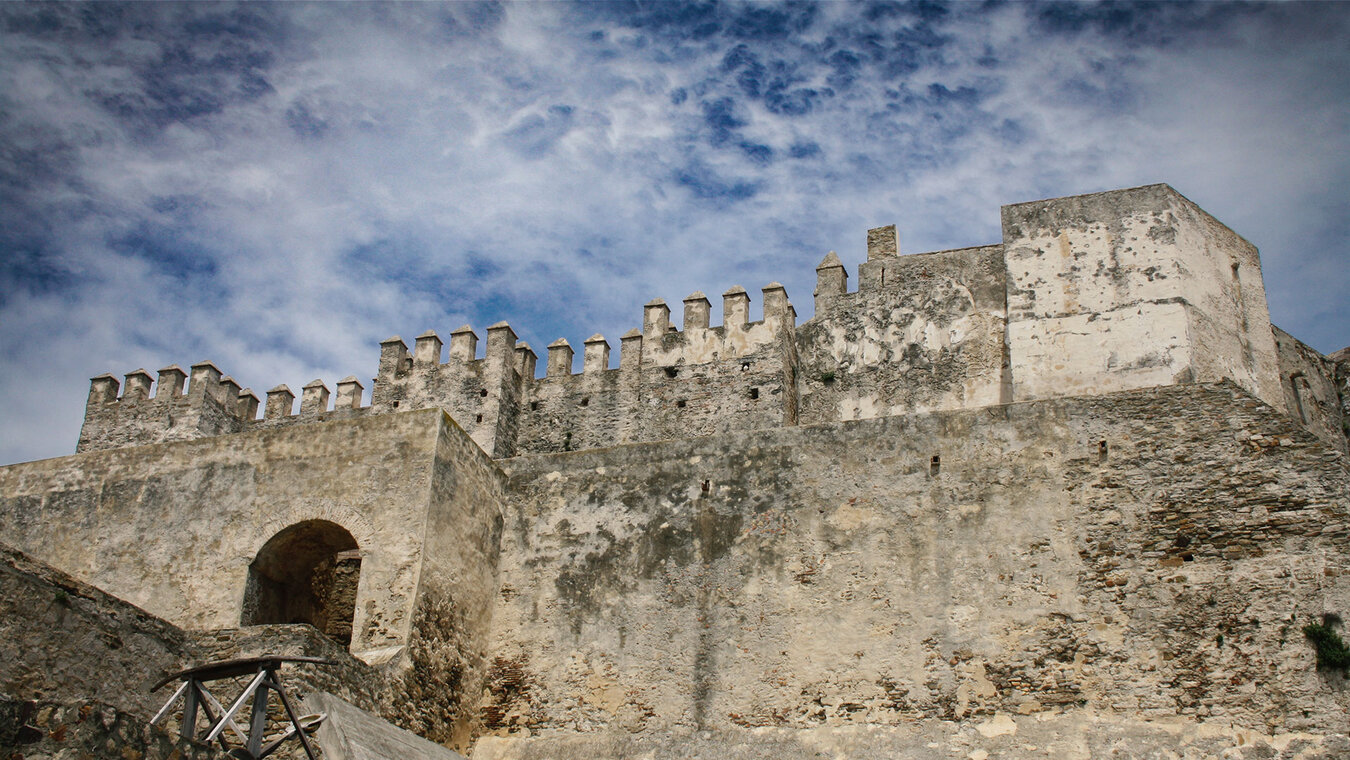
xmin=480 ymin=389 xmax=488 ymax=397
xmin=393 ymin=401 xmax=400 ymax=408
xmin=580 ymin=397 xmax=589 ymax=407
xmin=741 ymin=361 xmax=751 ymax=372
xmin=1181 ymin=553 xmax=1195 ymax=562
xmin=1098 ymin=441 xmax=1108 ymax=463
xmin=930 ymin=455 xmax=941 ymax=477
xmin=701 ymin=480 xmax=710 ymax=494
xmin=530 ymin=401 xmax=539 ymax=411
xmin=1231 ymin=262 xmax=1241 ymax=281
xmin=749 ymin=387 xmax=759 ymax=400
xmin=475 ymin=414 xmax=483 ymax=423
xmin=1290 ymin=373 xmax=1308 ymax=424
xmin=665 ymin=367 xmax=679 ymax=379
xmin=677 ymin=399 xmax=687 ymax=409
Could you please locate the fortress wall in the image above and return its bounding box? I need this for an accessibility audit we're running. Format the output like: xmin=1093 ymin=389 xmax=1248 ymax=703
xmin=369 ymin=325 xmax=524 ymax=458
xmin=0 ymin=409 xmax=454 ymax=658
xmin=1167 ymin=191 xmax=1284 ymax=404
xmin=515 ymin=287 xmax=799 ymax=455
xmin=0 ymin=542 xmax=200 ymax=720
xmin=518 ymin=368 xmax=629 ymax=454
xmin=633 ymin=326 xmax=796 ymax=443
xmin=1335 ymin=346 xmax=1350 ymax=443
xmin=797 ymin=242 xmax=1007 ymax=425
xmin=392 ymin=413 xmax=509 ymax=751
xmin=473 ymin=715 xmax=1350 ymax=760
xmin=78 ymin=362 xmax=250 ymax=452
xmin=1274 ymin=326 xmax=1349 ymax=453
xmin=73 ymin=185 xmax=1321 ymax=464
xmin=485 ymin=383 xmax=1350 ymax=743
xmin=627 ymin=286 xmax=797 ymax=442
xmin=1003 ymin=184 xmax=1283 ymax=409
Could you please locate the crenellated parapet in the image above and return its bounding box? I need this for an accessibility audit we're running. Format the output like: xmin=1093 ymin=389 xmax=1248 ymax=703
xmin=78 ymin=362 xmax=258 ymax=452
xmin=798 ymin=221 xmax=1010 ymax=426
xmin=79 ymin=357 xmax=384 ymax=452
xmin=514 ymin=282 xmax=799 ymax=453
xmin=77 ymin=184 xmax=1317 ymax=460
xmin=368 ymin=321 xmax=524 ymax=458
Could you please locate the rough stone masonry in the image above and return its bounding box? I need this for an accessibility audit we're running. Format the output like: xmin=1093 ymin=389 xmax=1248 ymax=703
xmin=2 ymin=183 xmax=1349 ymax=759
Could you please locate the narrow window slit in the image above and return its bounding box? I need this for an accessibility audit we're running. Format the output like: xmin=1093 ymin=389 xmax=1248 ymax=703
xmin=930 ymin=455 xmax=941 ymax=477
xmin=1289 ymin=373 xmax=1308 ymax=423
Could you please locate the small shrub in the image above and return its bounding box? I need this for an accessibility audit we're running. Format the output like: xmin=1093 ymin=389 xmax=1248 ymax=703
xmin=53 ymin=589 xmax=69 ymax=605
xmin=1303 ymin=617 xmax=1350 ymax=671
xmin=820 ymin=371 xmax=836 ymax=383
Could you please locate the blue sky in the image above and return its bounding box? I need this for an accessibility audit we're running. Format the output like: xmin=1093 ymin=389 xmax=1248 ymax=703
xmin=1 ymin=1 xmax=1347 ymax=465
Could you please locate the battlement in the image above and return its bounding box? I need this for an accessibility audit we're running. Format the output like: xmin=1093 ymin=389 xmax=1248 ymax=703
xmin=78 ymin=361 xmax=260 ymax=452
xmin=76 ymin=185 xmax=1350 ymax=458
xmin=78 ymin=359 xmax=382 ymax=452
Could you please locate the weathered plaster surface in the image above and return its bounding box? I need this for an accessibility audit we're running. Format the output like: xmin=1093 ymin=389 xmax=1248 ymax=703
xmin=0 ymin=410 xmax=454 ymax=658
xmin=1003 ymin=184 xmax=1282 ymax=408
xmin=1274 ymin=325 xmax=1349 ymax=453
xmin=798 ymin=244 xmax=1007 ymax=423
xmin=0 ymin=542 xmax=198 ymax=720
xmin=393 ymin=413 xmax=509 ymax=750
xmin=473 ymin=714 xmax=1350 ymax=760
xmin=483 ymin=383 xmax=1349 ymax=751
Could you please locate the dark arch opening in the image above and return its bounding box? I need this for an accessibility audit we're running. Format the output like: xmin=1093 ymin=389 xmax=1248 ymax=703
xmin=241 ymin=520 xmax=361 ymax=646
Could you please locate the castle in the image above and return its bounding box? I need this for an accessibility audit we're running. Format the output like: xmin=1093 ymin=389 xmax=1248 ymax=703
xmin=2 ymin=183 xmax=1349 ymax=758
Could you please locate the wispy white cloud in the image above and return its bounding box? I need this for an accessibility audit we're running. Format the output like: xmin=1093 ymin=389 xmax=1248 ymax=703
xmin=1 ymin=1 xmax=1346 ymax=465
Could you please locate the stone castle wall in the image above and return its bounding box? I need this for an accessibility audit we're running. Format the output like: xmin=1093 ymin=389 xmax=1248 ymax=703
xmin=1002 ymin=185 xmax=1284 ymax=408
xmin=1274 ymin=326 xmax=1350 ymax=454
xmin=480 ymin=382 xmax=1350 ymax=754
xmin=0 ymin=410 xmax=468 ymax=652
xmin=5 ymin=182 xmax=1350 ymax=758
xmin=798 ymin=239 xmax=1008 ymax=424
xmin=73 ymin=184 xmax=1349 ymax=460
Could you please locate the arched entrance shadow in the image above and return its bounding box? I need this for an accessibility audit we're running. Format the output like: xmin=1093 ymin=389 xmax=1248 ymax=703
xmin=241 ymin=520 xmax=361 ymax=646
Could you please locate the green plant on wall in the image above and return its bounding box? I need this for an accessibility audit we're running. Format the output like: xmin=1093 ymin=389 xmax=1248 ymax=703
xmin=1303 ymin=614 xmax=1350 ymax=672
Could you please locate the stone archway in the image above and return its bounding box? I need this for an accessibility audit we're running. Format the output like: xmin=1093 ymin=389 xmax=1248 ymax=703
xmin=240 ymin=519 xmax=362 ymax=646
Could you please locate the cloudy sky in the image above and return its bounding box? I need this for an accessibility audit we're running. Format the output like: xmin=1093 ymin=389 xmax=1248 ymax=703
xmin=1 ymin=1 xmax=1347 ymax=465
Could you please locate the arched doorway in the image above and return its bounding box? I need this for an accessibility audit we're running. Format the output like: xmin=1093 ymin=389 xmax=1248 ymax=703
xmin=241 ymin=520 xmax=361 ymax=646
